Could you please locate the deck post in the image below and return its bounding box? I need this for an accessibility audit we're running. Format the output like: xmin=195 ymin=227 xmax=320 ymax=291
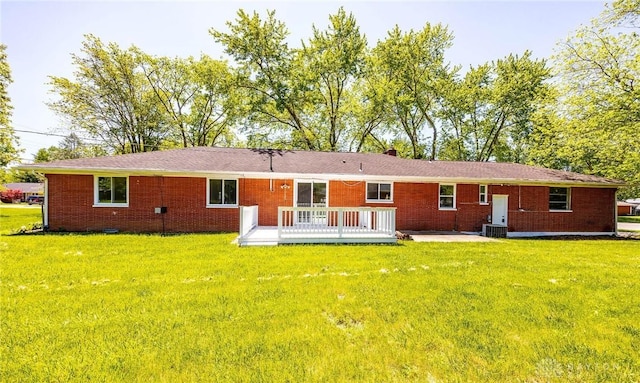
xmin=338 ymin=208 xmax=343 ymax=238
xmin=277 ymin=207 xmax=283 ymax=240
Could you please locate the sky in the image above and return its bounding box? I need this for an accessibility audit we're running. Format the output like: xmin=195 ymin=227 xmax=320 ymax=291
xmin=1 ymin=0 xmax=606 ymax=162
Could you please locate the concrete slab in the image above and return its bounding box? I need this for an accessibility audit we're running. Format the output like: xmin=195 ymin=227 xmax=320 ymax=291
xmin=401 ymin=231 xmax=499 ymax=243
xmin=618 ymin=222 xmax=640 ymax=232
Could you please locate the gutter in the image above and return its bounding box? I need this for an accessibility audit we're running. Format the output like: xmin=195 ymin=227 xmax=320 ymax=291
xmin=15 ymin=165 xmax=627 ymax=189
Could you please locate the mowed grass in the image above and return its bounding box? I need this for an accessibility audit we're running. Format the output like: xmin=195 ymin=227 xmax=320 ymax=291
xmin=0 ymin=204 xmax=43 ymax=234
xmin=1 ymin=207 xmax=639 ymax=382
xmin=619 ymin=215 xmax=640 ymax=223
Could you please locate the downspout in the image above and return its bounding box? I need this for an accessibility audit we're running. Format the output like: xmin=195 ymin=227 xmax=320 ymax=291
xmin=43 ymin=176 xmax=49 ymax=231
xmin=614 ymin=189 xmax=618 ymax=237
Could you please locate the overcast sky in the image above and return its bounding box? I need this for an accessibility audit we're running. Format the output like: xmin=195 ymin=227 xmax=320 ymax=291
xmin=2 ymin=0 xmax=605 ymax=161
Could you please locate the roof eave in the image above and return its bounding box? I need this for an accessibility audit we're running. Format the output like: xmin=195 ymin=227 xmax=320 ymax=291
xmin=17 ymin=165 xmax=625 ymax=188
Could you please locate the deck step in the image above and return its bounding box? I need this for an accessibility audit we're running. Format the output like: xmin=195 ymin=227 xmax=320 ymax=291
xmin=240 ymin=241 xmax=279 ymax=247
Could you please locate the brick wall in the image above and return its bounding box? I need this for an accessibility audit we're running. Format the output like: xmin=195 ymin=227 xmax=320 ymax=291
xmin=45 ymin=174 xmax=616 ymax=234
xmin=240 ymin=178 xmax=293 ymax=226
xmin=46 ymin=174 xmax=238 ymax=233
xmin=490 ymin=185 xmax=616 ymax=233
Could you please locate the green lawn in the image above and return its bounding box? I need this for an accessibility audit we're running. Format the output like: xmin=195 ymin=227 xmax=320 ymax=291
xmin=0 ymin=204 xmax=43 ymax=234
xmin=1 ymin=207 xmax=639 ymax=382
xmin=619 ymin=215 xmax=640 ymax=223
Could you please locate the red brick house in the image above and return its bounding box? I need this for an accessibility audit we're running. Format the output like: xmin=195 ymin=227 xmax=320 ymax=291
xmin=617 ymin=201 xmax=636 ymax=216
xmin=19 ymin=147 xmax=623 ymax=244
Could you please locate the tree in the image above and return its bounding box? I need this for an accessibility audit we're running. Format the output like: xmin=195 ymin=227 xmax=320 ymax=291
xmin=372 ymin=23 xmax=455 ymax=159
xmin=439 ymin=52 xmax=550 ymax=162
xmin=302 ymin=7 xmax=368 ymax=151
xmin=141 ymin=54 xmax=239 ymax=148
xmin=529 ymin=0 xmax=640 ymax=198
xmin=49 ymin=35 xmax=169 ymax=154
xmin=0 ymin=44 xmax=22 ymax=167
xmin=211 ymin=10 xmax=317 ymax=150
xmin=34 ymin=133 xmax=106 ymax=162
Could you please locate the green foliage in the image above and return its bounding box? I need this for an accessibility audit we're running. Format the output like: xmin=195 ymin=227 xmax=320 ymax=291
xmin=0 ymin=44 xmax=22 ymax=167
xmin=530 ymin=0 xmax=640 ymax=198
xmin=372 ymin=23 xmax=455 ymax=159
xmin=1 ymin=220 xmax=638 ymax=381
xmin=34 ymin=133 xmax=106 ymax=163
xmin=141 ymin=54 xmax=240 ymax=148
xmin=604 ymin=0 xmax=640 ymax=27
xmin=10 ymin=170 xmax=43 ymax=183
xmin=439 ymin=52 xmax=550 ymax=162
xmin=303 ymin=7 xmax=368 ymax=151
xmin=48 ymin=35 xmax=170 ymax=154
xmin=211 ymin=10 xmax=318 ymax=150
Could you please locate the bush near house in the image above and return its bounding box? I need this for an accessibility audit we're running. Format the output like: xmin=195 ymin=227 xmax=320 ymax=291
xmin=0 ymin=188 xmax=22 ymax=203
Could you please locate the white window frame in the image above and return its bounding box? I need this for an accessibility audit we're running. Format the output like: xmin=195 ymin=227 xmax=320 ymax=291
xmin=549 ymin=187 xmax=572 ymax=212
xmin=93 ymin=175 xmax=129 ymax=207
xmin=366 ymin=182 xmax=393 ymax=203
xmin=479 ymin=184 xmax=488 ymax=205
xmin=439 ymin=184 xmax=456 ymax=210
xmin=207 ymin=178 xmax=239 ymax=208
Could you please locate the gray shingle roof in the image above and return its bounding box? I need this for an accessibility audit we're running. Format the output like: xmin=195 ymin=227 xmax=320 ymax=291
xmin=3 ymin=183 xmax=44 ymax=193
xmin=18 ymin=147 xmax=624 ymax=186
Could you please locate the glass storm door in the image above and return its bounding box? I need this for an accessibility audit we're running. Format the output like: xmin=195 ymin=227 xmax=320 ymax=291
xmin=295 ymin=181 xmax=327 ymax=224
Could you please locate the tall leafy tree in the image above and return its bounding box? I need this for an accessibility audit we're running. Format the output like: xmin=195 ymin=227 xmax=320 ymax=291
xmin=372 ymin=24 xmax=455 ymax=159
xmin=211 ymin=10 xmax=317 ymax=150
xmin=49 ymin=34 xmax=169 ymax=154
xmin=141 ymin=54 xmax=239 ymax=148
xmin=302 ymin=7 xmax=367 ymax=151
xmin=439 ymin=52 xmax=550 ymax=162
xmin=530 ymin=0 xmax=640 ymax=197
xmin=0 ymin=44 xmax=21 ymax=167
xmin=345 ymin=70 xmax=390 ymax=153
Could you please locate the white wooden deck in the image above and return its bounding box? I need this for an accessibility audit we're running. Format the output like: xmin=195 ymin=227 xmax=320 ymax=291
xmin=238 ymin=226 xmax=398 ymax=246
xmin=237 ymin=206 xmax=397 ymax=246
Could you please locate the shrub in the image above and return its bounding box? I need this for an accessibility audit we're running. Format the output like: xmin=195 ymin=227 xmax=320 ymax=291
xmin=0 ymin=189 xmax=23 ymax=203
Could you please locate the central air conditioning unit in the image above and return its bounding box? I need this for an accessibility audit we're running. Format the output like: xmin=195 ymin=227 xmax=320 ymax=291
xmin=483 ymin=224 xmax=508 ymax=238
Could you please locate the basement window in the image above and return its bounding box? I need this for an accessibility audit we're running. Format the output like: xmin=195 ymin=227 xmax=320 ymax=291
xmin=94 ymin=176 xmax=128 ymax=207
xmin=549 ymin=187 xmax=571 ymax=211
xmin=366 ymin=182 xmax=392 ymax=202
xmin=439 ymin=184 xmax=456 ymax=209
xmin=207 ymin=179 xmax=238 ymax=207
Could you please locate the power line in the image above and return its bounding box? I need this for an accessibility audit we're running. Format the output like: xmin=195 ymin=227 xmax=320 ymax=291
xmin=14 ymin=129 xmax=69 ymax=138
xmin=13 ymin=128 xmax=104 ymax=144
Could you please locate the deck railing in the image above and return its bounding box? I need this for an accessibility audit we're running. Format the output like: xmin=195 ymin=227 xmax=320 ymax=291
xmin=239 ymin=205 xmax=259 ymax=238
xmin=277 ymin=206 xmax=396 ymax=239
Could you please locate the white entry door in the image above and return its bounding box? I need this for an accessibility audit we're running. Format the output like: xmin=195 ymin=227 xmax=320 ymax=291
xmin=295 ymin=181 xmax=327 ymax=224
xmin=492 ymin=195 xmax=508 ymax=227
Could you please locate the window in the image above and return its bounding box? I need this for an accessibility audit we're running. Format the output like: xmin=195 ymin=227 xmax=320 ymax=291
xmin=95 ymin=176 xmax=128 ymax=206
xmin=439 ymin=184 xmax=456 ymax=209
xmin=366 ymin=182 xmax=392 ymax=202
xmin=479 ymin=184 xmax=488 ymax=204
xmin=208 ymin=179 xmax=237 ymax=206
xmin=549 ymin=187 xmax=570 ymax=211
